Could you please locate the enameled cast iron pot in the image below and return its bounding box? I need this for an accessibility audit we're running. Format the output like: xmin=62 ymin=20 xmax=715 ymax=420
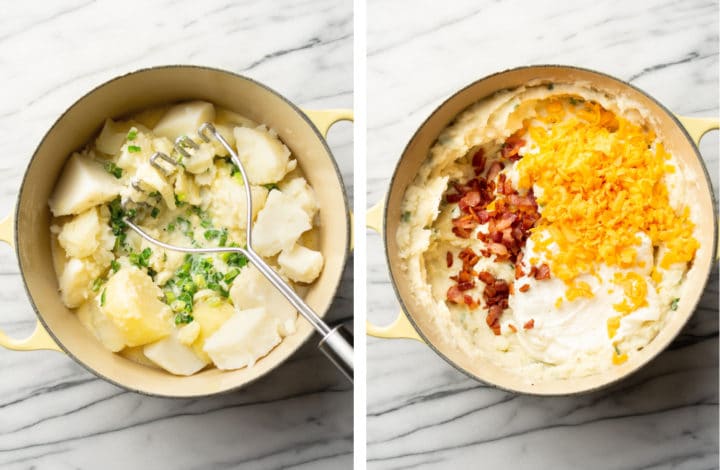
xmin=367 ymin=65 xmax=718 ymax=395
xmin=0 ymin=65 xmax=352 ymax=397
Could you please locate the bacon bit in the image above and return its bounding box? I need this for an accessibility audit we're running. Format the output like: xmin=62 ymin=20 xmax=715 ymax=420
xmin=509 ymin=282 xmax=515 ymax=295
xmin=486 ymin=161 xmax=504 ymax=182
xmin=523 ymin=319 xmax=535 ymax=330
xmin=486 ymin=305 xmax=503 ymax=335
xmin=519 ymin=284 xmax=530 ymax=293
xmin=501 ymin=136 xmax=526 ymax=161
xmin=478 ymin=271 xmax=495 ymax=285
xmin=457 ymin=280 xmax=475 ymax=291
xmin=446 ymin=251 xmax=453 ymax=268
xmin=452 ymin=226 xmax=472 ymax=239
xmin=508 ymin=324 xmax=518 ymax=333
xmin=472 ymin=148 xmax=486 ymax=173
xmin=459 ymin=191 xmax=481 ymax=211
xmin=528 ymin=265 xmax=538 ymax=278
xmin=463 ymin=295 xmax=479 ymax=308
xmin=447 ymin=285 xmax=463 ymax=303
xmin=534 ymin=263 xmax=551 ymax=280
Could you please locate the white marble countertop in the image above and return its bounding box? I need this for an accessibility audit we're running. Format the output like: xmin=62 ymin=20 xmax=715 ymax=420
xmin=367 ymin=1 xmax=718 ymax=468
xmin=0 ymin=1 xmax=353 ymax=469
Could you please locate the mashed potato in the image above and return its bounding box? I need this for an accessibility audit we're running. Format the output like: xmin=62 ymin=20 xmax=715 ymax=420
xmin=49 ymin=101 xmax=324 ymax=376
xmin=397 ymin=83 xmax=700 ymax=381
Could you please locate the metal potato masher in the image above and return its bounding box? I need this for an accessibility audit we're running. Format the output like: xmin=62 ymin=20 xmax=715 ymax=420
xmin=122 ymin=123 xmax=353 ymax=382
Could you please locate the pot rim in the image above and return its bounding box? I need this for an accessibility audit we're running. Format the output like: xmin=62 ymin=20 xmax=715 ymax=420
xmin=14 ymin=64 xmax=351 ymax=398
xmin=382 ymin=63 xmax=718 ymax=396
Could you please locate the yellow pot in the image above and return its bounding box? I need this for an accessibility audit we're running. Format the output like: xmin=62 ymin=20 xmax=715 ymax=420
xmin=367 ymin=65 xmax=718 ymax=395
xmin=0 ymin=65 xmax=352 ymax=397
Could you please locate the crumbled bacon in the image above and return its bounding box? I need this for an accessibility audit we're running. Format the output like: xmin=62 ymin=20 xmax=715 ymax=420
xmin=508 ymin=324 xmax=518 ymax=333
xmin=534 ymin=263 xmax=551 ymax=280
xmin=443 ymin=138 xmax=546 ymax=335
xmin=446 ymin=285 xmax=463 ymax=304
xmin=523 ymin=319 xmax=535 ymax=330
xmin=486 ymin=305 xmax=503 ymax=335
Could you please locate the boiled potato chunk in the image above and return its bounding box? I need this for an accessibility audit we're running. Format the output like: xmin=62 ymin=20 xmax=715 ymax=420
xmin=144 ymin=331 xmax=209 ymax=376
xmin=59 ymin=258 xmax=97 ymax=308
xmin=153 ymin=101 xmax=215 ymax=140
xmin=233 ymin=126 xmax=295 ymax=185
xmin=177 ymin=321 xmax=201 ymax=346
xmin=229 ymin=265 xmax=297 ymax=336
xmin=204 ymin=307 xmax=281 ymax=370
xmin=191 ymin=301 xmax=235 ymax=363
xmin=49 ymin=152 xmax=123 ymax=217
xmin=77 ymin=297 xmax=125 ymax=352
xmin=251 ymin=190 xmax=311 ymax=257
xmin=57 ymin=207 xmax=103 ymax=259
xmin=278 ymin=244 xmax=324 ymax=284
xmin=184 ymin=142 xmax=215 ymax=174
xmin=95 ymin=119 xmax=133 ymax=155
xmin=279 ymin=177 xmax=319 ymax=219
xmin=208 ymin=173 xmax=268 ymax=231
xmin=101 ymin=267 xmax=172 ymax=347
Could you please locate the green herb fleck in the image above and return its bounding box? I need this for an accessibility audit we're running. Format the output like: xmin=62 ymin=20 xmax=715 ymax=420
xmin=401 ymin=211 xmax=411 ymax=222
xmin=110 ymin=259 xmax=121 ymax=273
xmin=613 ymin=344 xmax=621 ymax=355
xmin=127 ymin=145 xmax=141 ymax=153
xmin=174 ymin=193 xmax=186 ymax=207
xmin=150 ymin=207 xmax=160 ymax=218
xmin=224 ymin=268 xmax=241 ymax=283
xmin=167 ymin=223 xmax=176 ymax=232
xmin=264 ymin=183 xmax=279 ymax=191
xmin=91 ymin=277 xmax=105 ymax=292
xmin=174 ymin=312 xmax=194 ymax=325
xmin=204 ymin=229 xmax=222 ymax=240
xmin=103 ymin=161 xmax=123 ymax=179
xmin=670 ymin=298 xmax=680 ymax=311
xmin=100 ymin=289 xmax=107 ymax=306
xmin=148 ymin=191 xmax=161 ymax=199
xmin=129 ymin=247 xmax=152 ymax=268
xmin=127 ymin=128 xmax=138 ymax=141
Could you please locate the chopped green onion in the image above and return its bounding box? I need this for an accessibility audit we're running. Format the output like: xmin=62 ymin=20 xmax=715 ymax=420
xmin=224 ymin=268 xmax=241 ymax=283
xmin=150 ymin=207 xmax=160 ymax=218
xmin=100 ymin=289 xmax=107 ymax=306
xmin=174 ymin=313 xmax=194 ymax=325
xmin=670 ymin=298 xmax=680 ymax=311
xmin=264 ymin=183 xmax=279 ymax=191
xmin=127 ymin=128 xmax=138 ymax=141
xmin=91 ymin=277 xmax=104 ymax=292
xmin=110 ymin=259 xmax=120 ymax=273
xmin=127 ymin=145 xmax=141 ymax=153
xmin=401 ymin=211 xmax=411 ymax=222
xmin=103 ymin=161 xmax=123 ymax=179
xmin=174 ymin=193 xmax=186 ymax=206
xmin=167 ymin=223 xmax=175 ymax=232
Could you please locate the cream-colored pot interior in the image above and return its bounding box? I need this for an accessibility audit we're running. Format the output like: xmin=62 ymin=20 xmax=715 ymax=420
xmin=384 ymin=65 xmax=717 ymax=395
xmin=12 ymin=66 xmax=350 ymax=397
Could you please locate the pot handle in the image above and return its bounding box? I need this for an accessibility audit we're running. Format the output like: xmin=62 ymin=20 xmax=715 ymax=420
xmin=676 ymin=115 xmax=720 ymax=260
xmin=303 ymin=109 xmax=354 ymax=137
xmin=365 ymin=199 xmax=423 ymax=342
xmin=675 ymin=115 xmax=719 ymax=144
xmin=0 ymin=212 xmax=61 ymax=352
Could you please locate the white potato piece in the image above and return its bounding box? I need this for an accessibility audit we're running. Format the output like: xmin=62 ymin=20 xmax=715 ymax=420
xmin=77 ymin=297 xmax=125 ymax=352
xmin=229 ymin=264 xmax=297 ymax=336
xmin=177 ymin=321 xmax=201 ymax=346
xmin=279 ymin=177 xmax=319 ymax=219
xmin=144 ymin=331 xmax=209 ymax=376
xmin=252 ymin=190 xmax=311 ymax=257
xmin=233 ymin=126 xmax=295 ymax=185
xmin=49 ymin=152 xmax=123 ymax=217
xmin=57 ymin=207 xmax=103 ymax=259
xmin=58 ymin=258 xmax=95 ymax=308
xmin=95 ymin=119 xmax=134 ymax=155
xmin=204 ymin=307 xmax=281 ymax=370
xmin=101 ymin=267 xmax=172 ymax=347
xmin=209 ymin=174 xmax=268 ymax=231
xmin=153 ymin=101 xmax=215 ymax=140
xmin=174 ymin=169 xmax=202 ymax=206
xmin=278 ymin=244 xmax=324 ymax=284
xmin=184 ymin=142 xmax=216 ymax=174
xmin=191 ymin=301 xmax=235 ymax=362
xmin=215 ymin=108 xmax=258 ymax=129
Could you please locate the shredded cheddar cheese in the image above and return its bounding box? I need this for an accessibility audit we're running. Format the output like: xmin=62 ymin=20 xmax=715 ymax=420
xmin=607 ymin=316 xmax=621 ymax=339
xmin=612 ymin=349 xmax=628 ymax=365
xmin=612 ymin=271 xmax=649 ymax=314
xmin=516 ymin=98 xmax=698 ymax=286
xmin=565 ymin=280 xmax=594 ymax=302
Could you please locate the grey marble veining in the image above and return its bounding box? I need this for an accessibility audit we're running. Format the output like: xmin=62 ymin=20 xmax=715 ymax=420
xmin=0 ymin=1 xmax=353 ymax=469
xmin=366 ymin=0 xmax=718 ymax=468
